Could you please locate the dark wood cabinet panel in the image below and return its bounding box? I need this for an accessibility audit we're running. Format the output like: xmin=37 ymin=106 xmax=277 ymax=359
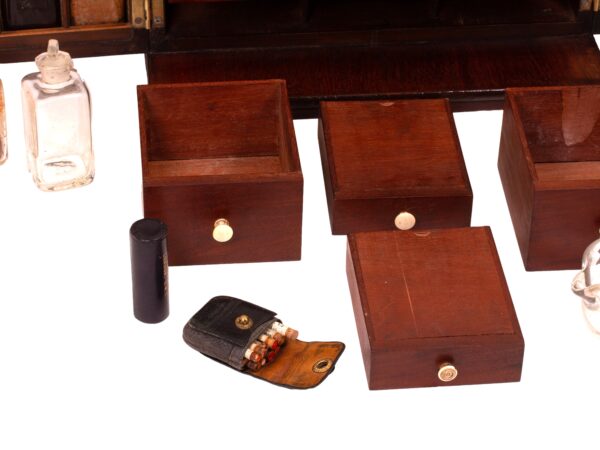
xmin=0 ymin=1 xmax=598 ymax=113
xmin=148 ymin=34 xmax=600 ymax=117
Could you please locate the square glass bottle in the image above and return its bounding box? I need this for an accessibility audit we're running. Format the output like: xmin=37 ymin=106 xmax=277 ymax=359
xmin=21 ymin=40 xmax=94 ymax=192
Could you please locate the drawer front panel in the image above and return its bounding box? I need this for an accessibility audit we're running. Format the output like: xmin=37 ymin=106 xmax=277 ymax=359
xmin=144 ymin=179 xmax=302 ymax=265
xmin=528 ymin=188 xmax=600 ymax=270
xmin=331 ymin=195 xmax=472 ymax=235
xmin=368 ymin=338 xmax=524 ymax=390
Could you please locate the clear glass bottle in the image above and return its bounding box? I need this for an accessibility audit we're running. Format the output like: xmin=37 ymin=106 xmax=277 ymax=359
xmin=572 ymin=231 xmax=600 ymax=334
xmin=21 ymin=39 xmax=94 ymax=191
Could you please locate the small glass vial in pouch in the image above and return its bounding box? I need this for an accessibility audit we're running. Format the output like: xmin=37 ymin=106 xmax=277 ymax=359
xmin=21 ymin=39 xmax=94 ymax=192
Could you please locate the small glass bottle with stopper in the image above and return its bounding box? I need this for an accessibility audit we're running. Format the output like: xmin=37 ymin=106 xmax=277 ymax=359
xmin=21 ymin=39 xmax=94 ymax=191
xmin=572 ymin=230 xmax=600 ymax=333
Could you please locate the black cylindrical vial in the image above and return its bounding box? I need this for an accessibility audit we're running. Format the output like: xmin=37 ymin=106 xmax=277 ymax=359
xmin=130 ymin=218 xmax=169 ymax=323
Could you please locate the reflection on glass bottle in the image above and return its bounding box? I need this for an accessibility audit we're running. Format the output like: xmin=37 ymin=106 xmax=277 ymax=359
xmin=21 ymin=39 xmax=94 ymax=192
xmin=572 ymin=231 xmax=600 ymax=334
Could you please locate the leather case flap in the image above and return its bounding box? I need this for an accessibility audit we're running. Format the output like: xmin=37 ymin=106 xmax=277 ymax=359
xmin=250 ymin=339 xmax=344 ymax=389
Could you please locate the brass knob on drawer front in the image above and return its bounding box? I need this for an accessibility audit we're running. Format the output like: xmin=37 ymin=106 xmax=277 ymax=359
xmin=394 ymin=212 xmax=416 ymax=230
xmin=438 ymin=363 xmax=458 ymax=382
xmin=212 ymin=218 xmax=233 ymax=243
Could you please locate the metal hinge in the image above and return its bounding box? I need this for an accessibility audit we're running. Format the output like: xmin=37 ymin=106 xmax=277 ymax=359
xmin=131 ymin=0 xmax=164 ymax=29
xmin=151 ymin=0 xmax=165 ymax=29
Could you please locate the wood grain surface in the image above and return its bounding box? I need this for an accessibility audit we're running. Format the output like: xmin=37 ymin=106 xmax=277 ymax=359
xmin=318 ymin=99 xmax=472 ymax=235
xmin=147 ymin=34 xmax=600 ymax=118
xmin=499 ymin=85 xmax=600 ymax=270
xmin=0 ymin=0 xmax=597 ymax=109
xmin=138 ymin=80 xmax=303 ymax=265
xmin=346 ymin=227 xmax=524 ymax=390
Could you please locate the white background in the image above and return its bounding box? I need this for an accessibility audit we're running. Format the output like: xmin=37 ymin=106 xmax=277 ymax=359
xmin=0 ymin=37 xmax=599 ymax=449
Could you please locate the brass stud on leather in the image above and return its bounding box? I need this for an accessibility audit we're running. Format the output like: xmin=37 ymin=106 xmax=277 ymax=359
xmin=235 ymin=314 xmax=253 ymax=330
xmin=394 ymin=212 xmax=416 ymax=230
xmin=213 ymin=218 xmax=233 ymax=243
xmin=438 ymin=363 xmax=458 ymax=382
xmin=312 ymin=359 xmax=333 ymax=373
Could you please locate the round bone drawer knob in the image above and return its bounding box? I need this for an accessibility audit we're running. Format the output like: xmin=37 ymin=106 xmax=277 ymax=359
xmin=213 ymin=218 xmax=233 ymax=243
xmin=438 ymin=363 xmax=458 ymax=382
xmin=394 ymin=212 xmax=416 ymax=230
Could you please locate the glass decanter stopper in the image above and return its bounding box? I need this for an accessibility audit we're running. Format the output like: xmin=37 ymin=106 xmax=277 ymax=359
xmin=572 ymin=231 xmax=600 ymax=334
xmin=21 ymin=39 xmax=94 ymax=191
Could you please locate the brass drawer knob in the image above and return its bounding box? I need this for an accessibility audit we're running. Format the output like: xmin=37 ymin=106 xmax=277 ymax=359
xmin=213 ymin=218 xmax=233 ymax=243
xmin=394 ymin=212 xmax=416 ymax=230
xmin=438 ymin=363 xmax=458 ymax=382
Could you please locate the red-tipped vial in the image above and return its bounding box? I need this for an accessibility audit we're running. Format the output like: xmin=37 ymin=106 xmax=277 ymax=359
xmin=244 ymin=349 xmax=262 ymax=363
xmin=266 ymin=329 xmax=285 ymax=345
xmin=271 ymin=322 xmax=299 ymax=340
xmin=259 ymin=334 xmax=279 ymax=350
xmin=250 ymin=341 xmax=267 ymax=357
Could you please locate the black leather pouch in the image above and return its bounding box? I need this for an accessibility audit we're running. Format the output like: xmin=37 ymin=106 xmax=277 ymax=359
xmin=183 ymin=296 xmax=345 ymax=389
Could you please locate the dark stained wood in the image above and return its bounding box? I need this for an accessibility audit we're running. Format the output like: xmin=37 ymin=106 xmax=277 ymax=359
xmin=60 ymin=0 xmax=70 ymax=28
xmin=498 ymin=85 xmax=600 ymax=271
xmin=498 ymin=98 xmax=536 ymax=267
xmin=511 ymin=86 xmax=600 ymax=162
xmin=147 ymin=34 xmax=600 ymax=118
xmin=165 ymin=0 xmax=310 ymax=37
xmin=346 ymin=227 xmax=524 ymax=390
xmin=146 ymin=156 xmax=282 ymax=178
xmin=0 ymin=0 xmax=147 ymax=62
xmin=528 ymin=189 xmax=600 ymax=269
xmin=318 ymin=98 xmax=472 ymax=235
xmin=144 ymin=178 xmax=302 ymax=265
xmin=321 ymin=100 xmax=469 ymax=198
xmin=138 ymin=82 xmax=285 ymax=162
xmin=0 ymin=0 xmax=598 ymax=114
xmin=159 ymin=0 xmax=584 ymax=44
xmin=1 ymin=0 xmax=60 ymax=30
xmin=328 ymin=196 xmax=473 ymax=235
xmin=138 ymin=79 xmax=303 ymax=266
xmin=536 ymin=161 xmax=600 ymax=182
xmin=0 ymin=24 xmax=147 ymax=62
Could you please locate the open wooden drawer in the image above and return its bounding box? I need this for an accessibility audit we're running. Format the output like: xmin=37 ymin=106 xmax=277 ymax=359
xmin=137 ymin=79 xmax=303 ymax=266
xmin=498 ymin=85 xmax=600 ymax=271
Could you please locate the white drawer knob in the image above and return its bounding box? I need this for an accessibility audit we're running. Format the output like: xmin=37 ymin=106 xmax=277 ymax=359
xmin=213 ymin=218 xmax=233 ymax=243
xmin=394 ymin=212 xmax=416 ymax=230
xmin=438 ymin=363 xmax=458 ymax=382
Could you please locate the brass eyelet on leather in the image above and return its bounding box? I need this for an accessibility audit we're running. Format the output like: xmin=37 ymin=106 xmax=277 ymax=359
xmin=235 ymin=314 xmax=253 ymax=330
xmin=312 ymin=359 xmax=333 ymax=373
